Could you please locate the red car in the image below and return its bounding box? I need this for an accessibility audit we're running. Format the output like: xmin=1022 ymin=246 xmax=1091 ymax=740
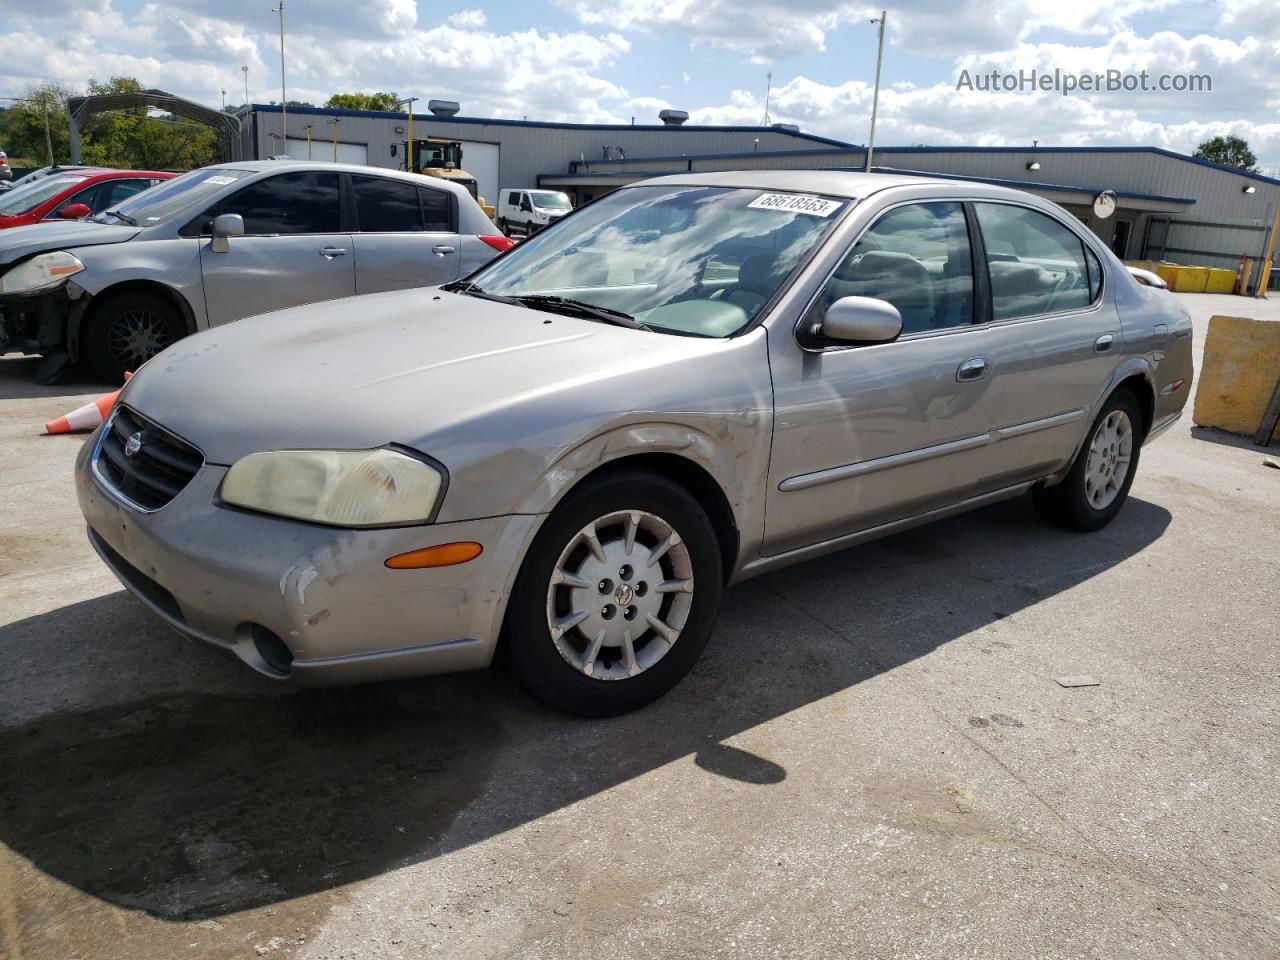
xmin=0 ymin=168 xmax=176 ymax=229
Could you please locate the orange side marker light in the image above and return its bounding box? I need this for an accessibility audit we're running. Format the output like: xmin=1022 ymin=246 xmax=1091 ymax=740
xmin=385 ymin=541 xmax=483 ymax=569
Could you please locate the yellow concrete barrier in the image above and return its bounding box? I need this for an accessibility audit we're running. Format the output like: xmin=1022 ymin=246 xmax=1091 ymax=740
xmin=1193 ymin=315 xmax=1280 ymax=435
xmin=1205 ymin=268 xmax=1236 ymax=294
xmin=1156 ymin=264 xmax=1181 ymax=288
xmin=1172 ymin=266 xmax=1210 ymax=293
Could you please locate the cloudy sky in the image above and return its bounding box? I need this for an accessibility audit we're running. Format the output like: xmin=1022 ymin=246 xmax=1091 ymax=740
xmin=3 ymin=0 xmax=1279 ymax=172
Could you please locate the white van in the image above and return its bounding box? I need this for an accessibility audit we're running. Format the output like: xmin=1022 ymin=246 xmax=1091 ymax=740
xmin=497 ymin=189 xmax=572 ymax=236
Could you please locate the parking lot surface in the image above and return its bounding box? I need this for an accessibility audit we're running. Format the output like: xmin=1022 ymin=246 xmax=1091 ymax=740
xmin=0 ymin=293 xmax=1276 ymax=959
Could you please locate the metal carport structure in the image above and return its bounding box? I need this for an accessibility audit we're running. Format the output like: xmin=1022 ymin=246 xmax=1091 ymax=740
xmin=66 ymin=89 xmax=243 ymax=164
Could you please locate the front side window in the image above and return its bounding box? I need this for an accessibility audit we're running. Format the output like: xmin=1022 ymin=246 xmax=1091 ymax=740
xmin=352 ymin=175 xmax=422 ymax=232
xmin=217 ymin=172 xmax=342 ymax=235
xmin=816 ymin=201 xmax=975 ymax=336
xmin=531 ymin=191 xmax=571 ymax=211
xmin=974 ymin=203 xmax=1091 ymax=320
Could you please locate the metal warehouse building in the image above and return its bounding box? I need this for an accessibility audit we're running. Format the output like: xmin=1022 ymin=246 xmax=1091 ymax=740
xmin=242 ymin=103 xmax=1280 ymax=279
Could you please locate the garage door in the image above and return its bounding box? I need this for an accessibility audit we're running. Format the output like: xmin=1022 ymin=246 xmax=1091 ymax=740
xmin=457 ymin=141 xmax=499 ymax=205
xmin=282 ymin=139 xmax=369 ymax=165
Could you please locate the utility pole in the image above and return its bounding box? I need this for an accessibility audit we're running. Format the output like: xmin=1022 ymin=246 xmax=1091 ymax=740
xmin=42 ymin=98 xmax=54 ymax=164
xmin=241 ymin=64 xmax=249 ymax=106
xmin=304 ymin=124 xmax=313 ymax=159
xmin=272 ymin=1 xmax=287 ymax=148
xmin=865 ymin=10 xmax=886 ymax=173
xmin=221 ymin=88 xmax=226 ymax=110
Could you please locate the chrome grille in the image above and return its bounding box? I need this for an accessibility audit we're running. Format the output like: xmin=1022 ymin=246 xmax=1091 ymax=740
xmin=95 ymin=405 xmax=203 ymax=510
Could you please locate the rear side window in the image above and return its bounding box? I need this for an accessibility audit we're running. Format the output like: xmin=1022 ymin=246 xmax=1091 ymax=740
xmin=352 ymin=175 xmax=422 ymax=232
xmin=1084 ymin=244 xmax=1104 ymax=301
xmin=218 ymin=172 xmax=341 ymax=235
xmin=418 ymin=187 xmax=453 ymax=232
xmin=817 ymin=201 xmax=975 ymax=336
xmin=974 ymin=203 xmax=1092 ymax=320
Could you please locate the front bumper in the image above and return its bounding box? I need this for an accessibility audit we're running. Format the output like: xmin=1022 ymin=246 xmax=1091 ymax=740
xmin=75 ymin=429 xmax=541 ymax=685
xmin=0 ymin=282 xmax=88 ymax=357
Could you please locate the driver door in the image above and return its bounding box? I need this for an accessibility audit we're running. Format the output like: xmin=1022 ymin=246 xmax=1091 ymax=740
xmin=763 ymin=200 xmax=996 ymax=555
xmin=198 ymin=171 xmax=355 ymax=327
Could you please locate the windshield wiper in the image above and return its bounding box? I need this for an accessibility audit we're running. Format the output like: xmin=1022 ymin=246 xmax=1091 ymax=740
xmin=101 ymin=209 xmax=138 ymax=226
xmin=440 ymin=279 xmax=520 ymax=305
xmin=513 ymin=295 xmax=650 ymax=331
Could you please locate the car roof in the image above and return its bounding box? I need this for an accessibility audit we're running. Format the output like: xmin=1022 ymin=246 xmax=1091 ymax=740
xmin=632 ymin=169 xmax=1047 ymax=204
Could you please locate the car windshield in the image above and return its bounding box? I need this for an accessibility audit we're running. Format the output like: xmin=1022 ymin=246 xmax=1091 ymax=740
xmin=467 ymin=185 xmax=849 ymax=337
xmin=94 ymin=167 xmax=249 ymax=226
xmin=0 ymin=175 xmax=87 ymax=216
xmin=531 ymin=191 xmax=571 ymax=210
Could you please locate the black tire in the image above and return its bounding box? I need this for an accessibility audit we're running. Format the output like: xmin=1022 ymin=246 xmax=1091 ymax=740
xmin=1034 ymin=389 xmax=1144 ymax=532
xmin=82 ymin=292 xmax=184 ymax=383
xmin=498 ymin=218 xmax=510 ymax=235
xmin=500 ymin=472 xmax=724 ymax=717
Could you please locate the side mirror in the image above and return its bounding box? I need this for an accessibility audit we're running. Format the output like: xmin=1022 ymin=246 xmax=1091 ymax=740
xmin=59 ymin=203 xmax=92 ymax=220
xmin=209 ymin=213 xmax=244 ymax=253
xmin=821 ymin=296 xmax=903 ymax=343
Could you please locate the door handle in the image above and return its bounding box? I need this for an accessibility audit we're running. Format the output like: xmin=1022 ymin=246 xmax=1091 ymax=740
xmin=956 ymin=356 xmax=988 ymax=382
xmin=1094 ymin=334 xmax=1114 ymax=352
xmin=432 ymin=244 xmax=457 ymax=256
xmin=319 ymin=246 xmax=347 ymax=259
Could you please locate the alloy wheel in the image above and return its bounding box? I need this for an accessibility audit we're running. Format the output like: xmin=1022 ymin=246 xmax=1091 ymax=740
xmin=106 ymin=308 xmax=175 ymax=371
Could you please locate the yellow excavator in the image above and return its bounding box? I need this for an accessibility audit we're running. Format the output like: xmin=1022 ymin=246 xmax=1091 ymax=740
xmin=405 ymin=137 xmax=494 ymax=219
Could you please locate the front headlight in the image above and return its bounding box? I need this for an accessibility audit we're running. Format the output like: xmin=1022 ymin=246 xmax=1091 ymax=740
xmin=0 ymin=251 xmax=85 ymax=295
xmin=220 ymin=448 xmax=445 ymax=527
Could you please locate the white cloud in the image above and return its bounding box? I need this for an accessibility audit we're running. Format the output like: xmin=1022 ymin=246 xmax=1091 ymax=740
xmin=447 ymin=9 xmax=489 ymax=29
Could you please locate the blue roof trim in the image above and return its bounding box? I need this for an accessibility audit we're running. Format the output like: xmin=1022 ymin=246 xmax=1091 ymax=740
xmin=248 ymin=103 xmax=853 ymax=148
xmin=576 ymin=142 xmax=1280 ymax=186
xmin=538 ymin=165 xmax=1196 ymax=205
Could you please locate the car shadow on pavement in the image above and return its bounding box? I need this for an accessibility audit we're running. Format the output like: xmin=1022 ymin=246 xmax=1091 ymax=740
xmin=0 ymin=356 xmax=110 ymax=401
xmin=0 ymin=495 xmax=1171 ymax=922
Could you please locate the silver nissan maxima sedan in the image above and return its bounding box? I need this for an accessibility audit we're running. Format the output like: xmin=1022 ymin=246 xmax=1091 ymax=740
xmin=75 ymin=171 xmax=1193 ymax=716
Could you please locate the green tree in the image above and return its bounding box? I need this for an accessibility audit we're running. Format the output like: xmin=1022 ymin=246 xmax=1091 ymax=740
xmin=325 ymin=91 xmax=402 ymax=112
xmin=3 ymin=83 xmax=74 ymax=165
xmin=1194 ymin=135 xmax=1259 ymax=172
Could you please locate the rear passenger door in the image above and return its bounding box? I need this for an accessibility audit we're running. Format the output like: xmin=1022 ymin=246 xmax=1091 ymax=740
xmin=349 ymin=175 xmax=461 ymax=293
xmin=971 ymin=202 xmax=1119 ymax=486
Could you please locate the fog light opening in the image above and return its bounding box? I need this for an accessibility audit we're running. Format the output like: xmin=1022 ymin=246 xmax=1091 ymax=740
xmin=251 ymin=624 xmax=294 ymax=675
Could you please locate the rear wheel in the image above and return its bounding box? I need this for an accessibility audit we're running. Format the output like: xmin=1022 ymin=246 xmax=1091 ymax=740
xmin=1034 ymin=390 xmax=1143 ymax=531
xmin=82 ymin=292 xmax=184 ymax=383
xmin=498 ymin=217 xmax=510 ymax=236
xmin=501 ymin=472 xmax=723 ymax=717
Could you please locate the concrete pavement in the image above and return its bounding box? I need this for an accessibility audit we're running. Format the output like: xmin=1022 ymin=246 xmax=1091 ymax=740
xmin=0 ymin=293 xmax=1276 ymax=959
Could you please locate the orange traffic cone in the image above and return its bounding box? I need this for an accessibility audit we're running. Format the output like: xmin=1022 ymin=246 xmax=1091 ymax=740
xmin=44 ymin=372 xmax=132 ymax=435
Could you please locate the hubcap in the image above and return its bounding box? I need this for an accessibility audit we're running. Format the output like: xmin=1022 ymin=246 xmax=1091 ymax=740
xmin=546 ymin=509 xmax=694 ymax=681
xmin=107 ymin=309 xmax=174 ymax=371
xmin=1084 ymin=409 xmax=1133 ymax=510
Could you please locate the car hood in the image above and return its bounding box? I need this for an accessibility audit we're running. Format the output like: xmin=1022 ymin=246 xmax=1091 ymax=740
xmin=122 ymin=287 xmax=727 ymax=465
xmin=0 ymin=221 xmax=141 ymax=267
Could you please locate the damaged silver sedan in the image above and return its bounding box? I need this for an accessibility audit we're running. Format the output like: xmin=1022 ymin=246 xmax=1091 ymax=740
xmin=76 ymin=171 xmax=1193 ymax=715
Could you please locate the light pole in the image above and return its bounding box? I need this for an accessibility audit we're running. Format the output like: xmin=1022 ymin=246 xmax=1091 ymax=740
xmin=396 ymin=97 xmax=419 ymax=171
xmin=304 ymin=124 xmax=313 ymax=159
xmin=326 ymin=117 xmax=340 ymax=162
xmin=865 ymin=10 xmax=886 ymax=173
xmin=241 ymin=65 xmax=249 ymax=106
xmin=272 ymin=1 xmax=287 ymax=148
xmin=221 ymin=88 xmax=226 ymax=110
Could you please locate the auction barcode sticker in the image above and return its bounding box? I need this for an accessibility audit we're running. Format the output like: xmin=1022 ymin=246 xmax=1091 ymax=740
xmin=747 ymin=193 xmax=843 ymax=217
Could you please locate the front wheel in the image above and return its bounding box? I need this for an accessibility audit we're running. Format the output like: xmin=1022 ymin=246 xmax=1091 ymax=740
xmin=81 ymin=292 xmax=184 ymax=383
xmin=501 ymin=472 xmax=724 ymax=717
xmin=1034 ymin=390 xmax=1143 ymax=531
